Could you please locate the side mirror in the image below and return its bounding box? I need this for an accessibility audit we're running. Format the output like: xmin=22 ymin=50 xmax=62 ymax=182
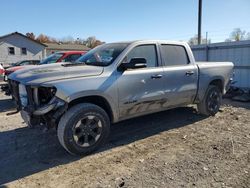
xmin=121 ymin=58 xmax=147 ymax=70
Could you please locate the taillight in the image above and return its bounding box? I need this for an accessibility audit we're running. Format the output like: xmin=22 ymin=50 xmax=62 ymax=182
xmin=0 ymin=69 xmax=4 ymax=75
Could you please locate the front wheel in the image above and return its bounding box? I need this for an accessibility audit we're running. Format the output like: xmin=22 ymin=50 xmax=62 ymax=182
xmin=197 ymin=85 xmax=222 ymax=116
xmin=57 ymin=103 xmax=110 ymax=155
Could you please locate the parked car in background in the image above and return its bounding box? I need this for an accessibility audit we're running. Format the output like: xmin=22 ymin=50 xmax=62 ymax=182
xmin=8 ymin=40 xmax=234 ymax=155
xmin=39 ymin=51 xmax=86 ymax=65
xmin=0 ymin=63 xmax=4 ymax=76
xmin=4 ymin=60 xmax=40 ymax=69
xmin=2 ymin=51 xmax=87 ymax=94
xmin=4 ymin=51 xmax=87 ymax=81
xmin=4 ymin=60 xmax=40 ymax=81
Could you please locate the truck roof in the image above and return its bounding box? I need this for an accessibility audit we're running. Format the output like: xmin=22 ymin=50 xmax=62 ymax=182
xmin=54 ymin=51 xmax=87 ymax=54
xmin=109 ymin=40 xmax=188 ymax=46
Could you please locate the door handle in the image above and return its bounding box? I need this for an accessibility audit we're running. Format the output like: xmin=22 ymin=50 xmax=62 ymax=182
xmin=186 ymin=71 xmax=194 ymax=76
xmin=151 ymin=74 xmax=163 ymax=79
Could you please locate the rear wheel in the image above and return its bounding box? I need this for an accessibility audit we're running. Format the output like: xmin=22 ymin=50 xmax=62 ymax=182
xmin=197 ymin=85 xmax=222 ymax=116
xmin=57 ymin=103 xmax=110 ymax=155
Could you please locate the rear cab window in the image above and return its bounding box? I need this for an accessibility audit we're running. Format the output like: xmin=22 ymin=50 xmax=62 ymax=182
xmin=160 ymin=44 xmax=189 ymax=66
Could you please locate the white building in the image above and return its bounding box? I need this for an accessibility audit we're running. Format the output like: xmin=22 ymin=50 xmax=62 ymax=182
xmin=44 ymin=43 xmax=89 ymax=55
xmin=0 ymin=32 xmax=47 ymax=65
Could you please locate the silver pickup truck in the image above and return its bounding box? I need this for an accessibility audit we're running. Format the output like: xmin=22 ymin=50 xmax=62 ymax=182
xmin=8 ymin=40 xmax=234 ymax=155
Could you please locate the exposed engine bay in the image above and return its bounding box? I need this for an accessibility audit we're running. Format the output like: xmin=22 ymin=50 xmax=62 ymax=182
xmin=8 ymin=79 xmax=67 ymax=128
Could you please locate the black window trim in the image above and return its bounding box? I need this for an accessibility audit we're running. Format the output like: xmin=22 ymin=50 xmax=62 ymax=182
xmin=160 ymin=44 xmax=191 ymax=67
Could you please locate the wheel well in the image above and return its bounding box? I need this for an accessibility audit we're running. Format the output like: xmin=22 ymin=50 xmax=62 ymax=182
xmin=209 ymin=79 xmax=223 ymax=92
xmin=68 ymin=96 xmax=114 ymax=122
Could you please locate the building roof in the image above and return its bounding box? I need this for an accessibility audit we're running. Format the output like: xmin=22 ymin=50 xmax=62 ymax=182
xmin=44 ymin=43 xmax=90 ymax=51
xmin=0 ymin=32 xmax=47 ymax=47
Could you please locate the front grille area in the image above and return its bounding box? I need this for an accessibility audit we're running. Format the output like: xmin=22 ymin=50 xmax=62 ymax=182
xmin=8 ymin=79 xmax=21 ymax=109
xmin=8 ymin=80 xmax=57 ymax=113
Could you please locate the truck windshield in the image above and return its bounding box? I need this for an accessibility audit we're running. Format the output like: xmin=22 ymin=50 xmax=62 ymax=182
xmin=76 ymin=43 xmax=129 ymax=66
xmin=39 ymin=53 xmax=64 ymax=65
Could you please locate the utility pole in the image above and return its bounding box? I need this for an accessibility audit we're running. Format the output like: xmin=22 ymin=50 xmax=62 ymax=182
xmin=206 ymin=32 xmax=208 ymax=45
xmin=198 ymin=0 xmax=202 ymax=45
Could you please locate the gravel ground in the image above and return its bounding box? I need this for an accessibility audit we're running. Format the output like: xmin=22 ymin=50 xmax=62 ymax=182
xmin=0 ymin=89 xmax=249 ymax=188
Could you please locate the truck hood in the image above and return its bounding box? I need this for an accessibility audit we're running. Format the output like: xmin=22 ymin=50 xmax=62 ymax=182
xmin=8 ymin=63 xmax=104 ymax=85
xmin=6 ymin=65 xmax=31 ymax=74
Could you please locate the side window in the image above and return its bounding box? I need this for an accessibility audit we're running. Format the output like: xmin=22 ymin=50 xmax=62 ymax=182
xmin=127 ymin=45 xmax=157 ymax=68
xmin=33 ymin=61 xmax=40 ymax=65
xmin=63 ymin=54 xmax=81 ymax=62
xmin=161 ymin=45 xmax=189 ymax=66
xmin=21 ymin=47 xmax=27 ymax=55
xmin=8 ymin=47 xmax=15 ymax=55
xmin=20 ymin=61 xmax=30 ymax=65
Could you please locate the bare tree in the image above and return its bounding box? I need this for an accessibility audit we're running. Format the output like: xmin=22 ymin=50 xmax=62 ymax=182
xmin=86 ymin=36 xmax=97 ymax=48
xmin=225 ymin=38 xmax=232 ymax=42
xmin=36 ymin=34 xmax=59 ymax=43
xmin=28 ymin=33 xmax=104 ymax=46
xmin=188 ymin=35 xmax=210 ymax=45
xmin=77 ymin=38 xmax=87 ymax=45
xmin=228 ymin=28 xmax=247 ymax=41
xmin=93 ymin=40 xmax=103 ymax=47
xmin=26 ymin=32 xmax=36 ymax=40
xmin=36 ymin=34 xmax=51 ymax=43
xmin=85 ymin=36 xmax=104 ymax=48
xmin=247 ymin=32 xmax=250 ymax=40
xmin=60 ymin=36 xmax=75 ymax=44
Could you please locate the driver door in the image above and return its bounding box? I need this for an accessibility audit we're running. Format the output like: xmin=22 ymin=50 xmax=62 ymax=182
xmin=116 ymin=44 xmax=165 ymax=119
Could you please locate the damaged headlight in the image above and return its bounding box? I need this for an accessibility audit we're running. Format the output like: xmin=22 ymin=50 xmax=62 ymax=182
xmin=37 ymin=87 xmax=57 ymax=105
xmin=19 ymin=84 xmax=28 ymax=107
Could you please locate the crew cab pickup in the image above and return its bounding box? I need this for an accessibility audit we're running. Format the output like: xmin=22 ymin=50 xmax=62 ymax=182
xmin=8 ymin=40 xmax=234 ymax=155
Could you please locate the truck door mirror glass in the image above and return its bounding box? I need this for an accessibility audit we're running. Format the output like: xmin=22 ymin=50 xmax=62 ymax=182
xmin=120 ymin=58 xmax=147 ymax=70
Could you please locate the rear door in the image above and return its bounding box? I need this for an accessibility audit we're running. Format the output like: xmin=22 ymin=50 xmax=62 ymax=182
xmin=160 ymin=44 xmax=198 ymax=107
xmin=117 ymin=44 xmax=165 ymax=119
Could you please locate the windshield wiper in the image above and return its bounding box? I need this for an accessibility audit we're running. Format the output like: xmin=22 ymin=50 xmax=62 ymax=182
xmin=61 ymin=62 xmax=107 ymax=67
xmin=61 ymin=62 xmax=86 ymax=67
xmin=85 ymin=62 xmax=107 ymax=66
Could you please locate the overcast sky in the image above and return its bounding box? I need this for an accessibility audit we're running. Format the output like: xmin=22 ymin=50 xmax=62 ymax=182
xmin=0 ymin=0 xmax=250 ymax=42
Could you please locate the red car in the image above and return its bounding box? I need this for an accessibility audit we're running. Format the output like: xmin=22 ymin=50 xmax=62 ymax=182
xmin=0 ymin=64 xmax=5 ymax=76
xmin=39 ymin=51 xmax=86 ymax=65
xmin=4 ymin=51 xmax=86 ymax=81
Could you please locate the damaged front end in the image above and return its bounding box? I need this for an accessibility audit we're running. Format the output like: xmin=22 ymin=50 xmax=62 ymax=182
xmin=8 ymin=79 xmax=67 ymax=128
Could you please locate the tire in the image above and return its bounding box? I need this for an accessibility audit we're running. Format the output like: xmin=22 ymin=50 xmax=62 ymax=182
xmin=57 ymin=103 xmax=110 ymax=155
xmin=197 ymin=85 xmax=222 ymax=116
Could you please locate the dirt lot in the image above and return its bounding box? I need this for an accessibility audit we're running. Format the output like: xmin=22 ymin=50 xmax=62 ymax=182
xmin=0 ymin=89 xmax=249 ymax=188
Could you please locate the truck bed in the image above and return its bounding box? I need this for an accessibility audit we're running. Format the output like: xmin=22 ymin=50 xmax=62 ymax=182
xmin=195 ymin=61 xmax=234 ymax=102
